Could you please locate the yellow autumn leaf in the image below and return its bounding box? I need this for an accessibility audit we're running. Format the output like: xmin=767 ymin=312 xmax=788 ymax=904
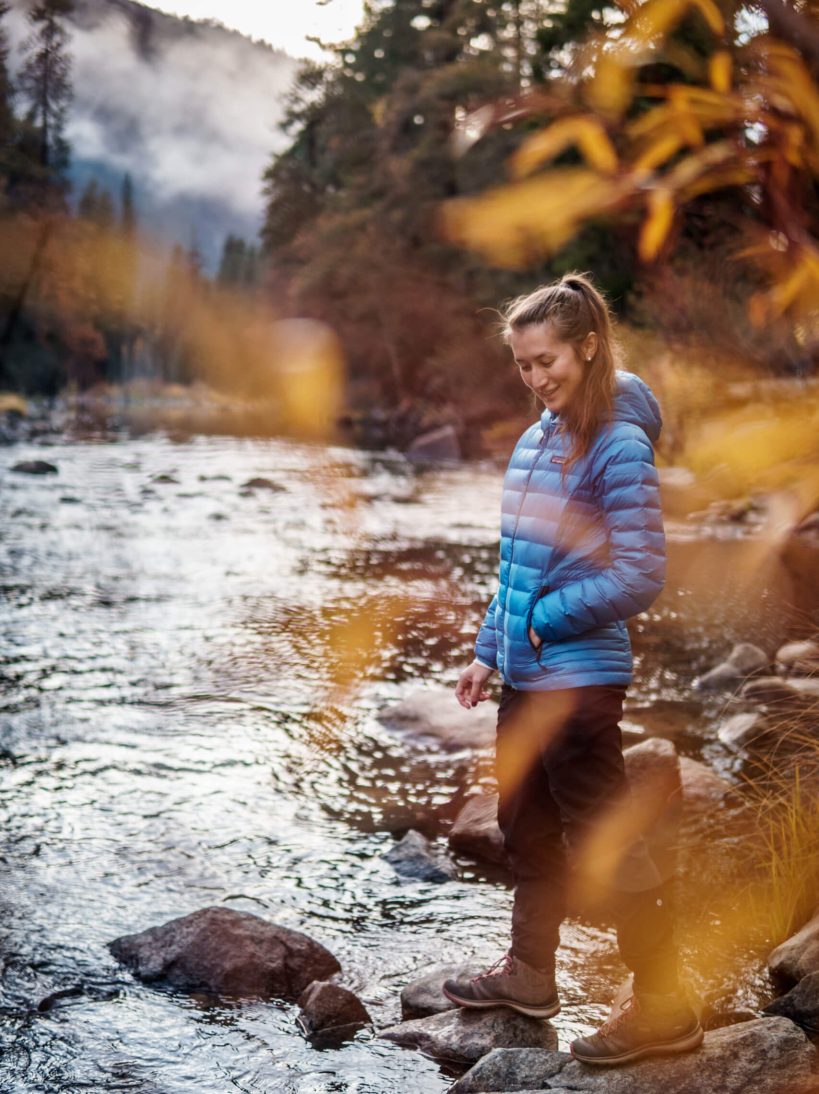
xmin=689 ymin=0 xmax=725 ymax=36
xmin=709 ymin=50 xmax=732 ymax=93
xmin=439 ymin=169 xmax=634 ymax=267
xmin=587 ymin=52 xmax=636 ymax=119
xmin=632 ymin=132 xmax=684 ymax=174
xmin=510 ymin=117 xmax=619 ymax=178
xmin=638 ymin=187 xmax=674 ymax=260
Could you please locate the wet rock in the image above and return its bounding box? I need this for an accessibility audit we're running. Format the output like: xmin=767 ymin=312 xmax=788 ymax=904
xmin=240 ymin=476 xmax=285 ymax=492
xmin=717 ymin=711 xmax=773 ymax=751
xmin=695 ymin=643 xmax=770 ymax=689
xmin=400 ymin=964 xmax=481 ymax=1020
xmin=622 ymin=737 xmax=682 ymax=881
xmin=741 ymin=676 xmax=819 ymax=705
xmin=11 ymin=459 xmax=58 ymax=474
xmin=377 ymin=686 xmax=497 ymax=751
xmin=769 ymin=909 xmax=819 ymax=988
xmin=150 ymin=473 xmax=179 ymax=484
xmin=296 ymin=980 xmax=371 ymax=1039
xmin=448 ymin=1016 xmax=817 ymax=1093
xmin=382 ymin=829 xmax=456 ymax=883
xmin=108 ymin=905 xmax=340 ymax=1000
xmin=448 ymin=793 xmax=508 ymax=867
xmin=764 ymin=971 xmax=819 ymax=1033
xmin=405 ymin=424 xmax=461 ymax=463
xmin=679 ymin=755 xmax=732 ymax=809
xmin=776 ymin=640 xmax=819 ymax=678
xmin=379 ymin=1005 xmax=558 ymax=1065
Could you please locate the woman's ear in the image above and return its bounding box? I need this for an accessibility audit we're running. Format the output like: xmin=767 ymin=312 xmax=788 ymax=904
xmin=583 ymin=332 xmax=598 ymax=361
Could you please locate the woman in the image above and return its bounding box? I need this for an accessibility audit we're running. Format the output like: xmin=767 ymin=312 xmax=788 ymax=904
xmin=443 ymin=274 xmax=703 ymax=1066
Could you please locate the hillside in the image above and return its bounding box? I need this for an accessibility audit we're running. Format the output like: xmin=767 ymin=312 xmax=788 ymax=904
xmin=6 ymin=0 xmax=301 ymax=269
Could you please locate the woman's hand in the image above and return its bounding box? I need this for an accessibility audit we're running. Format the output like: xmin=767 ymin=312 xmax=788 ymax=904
xmin=455 ymin=660 xmax=494 ymax=709
xmin=529 ymin=625 xmax=543 ymax=650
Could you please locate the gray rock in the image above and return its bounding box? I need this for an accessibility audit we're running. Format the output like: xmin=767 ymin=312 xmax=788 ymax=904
xmin=240 ymin=477 xmax=285 ymax=492
xmin=379 ymin=1006 xmax=557 ymax=1065
xmin=11 ymin=459 xmax=58 ymax=474
xmin=382 ymin=829 xmax=456 ymax=883
xmin=726 ymin=642 xmax=771 ymax=675
xmin=400 ymin=963 xmax=482 ymax=1020
xmin=449 ymin=1017 xmax=817 ymax=1093
xmin=741 ymin=676 xmax=819 ymax=705
xmin=717 ymin=711 xmax=772 ymax=751
xmin=679 ymin=756 xmax=732 ymax=808
xmin=696 ymin=643 xmax=769 ymax=690
xmin=448 ymin=793 xmax=508 ymax=867
xmin=764 ymin=971 xmax=819 ymax=1033
xmin=296 ymin=980 xmax=371 ymax=1038
xmin=108 ymin=905 xmax=340 ymax=1000
xmin=769 ymin=909 xmax=819 ymax=988
xmin=776 ymin=640 xmax=819 ymax=677
xmin=695 ymin=662 xmax=745 ymax=690
xmin=378 ymin=686 xmax=497 ymax=751
xmin=621 ymin=737 xmax=682 ymax=883
xmin=150 ymin=473 xmax=179 ymax=484
xmin=405 ymin=424 xmax=461 ymax=462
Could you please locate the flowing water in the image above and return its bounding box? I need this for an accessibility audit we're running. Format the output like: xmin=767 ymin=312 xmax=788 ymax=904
xmin=0 ymin=431 xmax=803 ymax=1093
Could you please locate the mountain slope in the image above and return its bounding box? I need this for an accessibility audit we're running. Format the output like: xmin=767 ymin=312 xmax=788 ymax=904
xmin=6 ymin=0 xmax=301 ymax=268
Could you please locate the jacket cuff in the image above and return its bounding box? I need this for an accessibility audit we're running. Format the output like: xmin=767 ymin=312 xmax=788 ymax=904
xmin=530 ymin=595 xmax=558 ymax=643
xmin=474 ymin=656 xmax=496 ymax=670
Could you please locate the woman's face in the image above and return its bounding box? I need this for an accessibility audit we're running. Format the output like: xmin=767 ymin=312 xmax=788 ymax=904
xmin=509 ymin=321 xmax=596 ymax=415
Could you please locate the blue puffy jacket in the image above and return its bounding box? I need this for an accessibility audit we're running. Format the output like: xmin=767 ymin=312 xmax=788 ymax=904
xmin=474 ymin=369 xmax=666 ymax=691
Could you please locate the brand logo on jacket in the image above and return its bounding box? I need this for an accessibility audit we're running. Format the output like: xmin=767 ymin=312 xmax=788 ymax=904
xmin=551 ymin=455 xmax=567 ymax=464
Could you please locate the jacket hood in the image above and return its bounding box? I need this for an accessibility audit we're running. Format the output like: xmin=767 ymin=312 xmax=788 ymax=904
xmin=539 ymin=369 xmax=662 ymax=443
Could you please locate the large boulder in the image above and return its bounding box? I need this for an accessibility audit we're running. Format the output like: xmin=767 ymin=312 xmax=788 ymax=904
xmin=448 ymin=793 xmax=508 ymax=867
xmin=108 ymin=906 xmax=340 ymax=1000
xmin=382 ymin=829 xmax=456 ymax=883
xmin=296 ymin=980 xmax=371 ymax=1040
xmin=769 ymin=909 xmax=819 ymax=988
xmin=448 ymin=1017 xmax=818 ymax=1093
xmin=379 ymin=1006 xmax=557 ymax=1065
xmin=400 ymin=964 xmax=482 ymax=1020
xmin=377 ymin=686 xmax=497 ymax=751
xmin=765 ymin=971 xmax=819 ymax=1033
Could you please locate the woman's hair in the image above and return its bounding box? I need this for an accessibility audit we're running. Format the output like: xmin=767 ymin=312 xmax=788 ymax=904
xmin=500 ymin=272 xmax=618 ymax=472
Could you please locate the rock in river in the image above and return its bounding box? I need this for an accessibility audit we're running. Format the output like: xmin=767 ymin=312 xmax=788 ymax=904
xmin=11 ymin=459 xmax=58 ymax=474
xmin=382 ymin=829 xmax=456 ymax=883
xmin=448 ymin=793 xmax=509 ymax=867
xmin=108 ymin=905 xmax=340 ymax=1000
xmin=297 ymin=980 xmax=371 ymax=1039
xmin=400 ymin=964 xmax=483 ymax=1020
xmin=769 ymin=908 xmax=819 ymax=988
xmin=379 ymin=1006 xmax=558 ymax=1066
xmin=377 ymin=686 xmax=497 ymax=751
xmin=449 ymin=1016 xmax=818 ymax=1093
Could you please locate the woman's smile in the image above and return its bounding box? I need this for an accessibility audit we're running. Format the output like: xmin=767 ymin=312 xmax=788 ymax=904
xmin=509 ymin=321 xmax=592 ymax=415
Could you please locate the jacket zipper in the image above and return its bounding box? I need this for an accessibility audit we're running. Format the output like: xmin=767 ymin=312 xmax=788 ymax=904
xmin=502 ymin=419 xmax=553 ymax=667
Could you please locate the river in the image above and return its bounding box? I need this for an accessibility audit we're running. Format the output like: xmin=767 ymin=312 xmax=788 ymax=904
xmin=0 ymin=430 xmax=803 ymax=1092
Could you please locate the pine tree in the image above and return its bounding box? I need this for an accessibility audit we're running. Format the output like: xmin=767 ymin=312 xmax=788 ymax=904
xmin=78 ymin=178 xmax=115 ymax=229
xmin=121 ymin=172 xmax=135 ymax=236
xmin=18 ymin=0 xmax=74 ymax=195
xmin=0 ymin=1 xmax=14 ymax=168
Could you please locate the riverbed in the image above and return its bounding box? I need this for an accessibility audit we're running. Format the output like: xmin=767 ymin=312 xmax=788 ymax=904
xmin=0 ymin=431 xmax=803 ymax=1092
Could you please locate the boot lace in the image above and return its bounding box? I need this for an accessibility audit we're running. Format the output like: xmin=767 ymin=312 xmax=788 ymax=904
xmin=599 ymin=993 xmax=639 ymax=1037
xmin=471 ymin=951 xmax=515 ymax=983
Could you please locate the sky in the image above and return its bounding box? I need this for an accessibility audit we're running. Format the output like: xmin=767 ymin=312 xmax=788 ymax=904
xmin=150 ymin=0 xmax=368 ymax=59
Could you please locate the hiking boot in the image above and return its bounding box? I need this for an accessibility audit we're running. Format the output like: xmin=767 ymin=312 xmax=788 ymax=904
xmin=442 ymin=950 xmax=560 ymax=1019
xmin=570 ymin=987 xmax=704 ymax=1066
